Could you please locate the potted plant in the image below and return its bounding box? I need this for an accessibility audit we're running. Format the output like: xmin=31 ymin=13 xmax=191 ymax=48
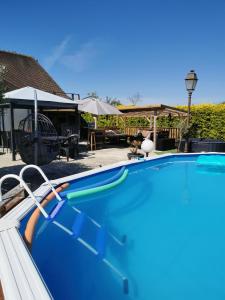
xmin=127 ymin=133 xmax=144 ymax=160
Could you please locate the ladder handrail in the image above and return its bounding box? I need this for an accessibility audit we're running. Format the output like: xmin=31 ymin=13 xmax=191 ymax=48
xmin=0 ymin=174 xmax=49 ymax=218
xmin=19 ymin=165 xmax=62 ymax=202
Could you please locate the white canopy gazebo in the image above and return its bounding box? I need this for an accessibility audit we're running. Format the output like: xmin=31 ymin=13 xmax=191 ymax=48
xmin=1 ymin=87 xmax=77 ymax=161
xmin=4 ymin=86 xmax=75 ymax=105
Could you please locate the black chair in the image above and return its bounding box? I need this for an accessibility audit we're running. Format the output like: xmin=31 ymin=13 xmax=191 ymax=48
xmin=59 ymin=134 xmax=79 ymax=161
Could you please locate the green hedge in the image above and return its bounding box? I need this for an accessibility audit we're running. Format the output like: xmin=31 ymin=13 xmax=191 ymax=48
xmin=81 ymin=113 xmax=149 ymax=129
xmin=177 ymin=104 xmax=225 ymax=141
xmin=82 ymin=103 xmax=225 ymax=141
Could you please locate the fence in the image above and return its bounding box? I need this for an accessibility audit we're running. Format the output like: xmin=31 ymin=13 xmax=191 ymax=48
xmin=159 ymin=127 xmax=180 ymax=139
xmin=101 ymin=126 xmax=180 ymax=140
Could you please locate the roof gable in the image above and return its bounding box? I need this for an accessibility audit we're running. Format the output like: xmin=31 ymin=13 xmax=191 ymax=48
xmin=0 ymin=50 xmax=67 ymax=97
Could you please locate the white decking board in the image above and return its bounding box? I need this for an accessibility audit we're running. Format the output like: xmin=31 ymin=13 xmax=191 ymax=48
xmin=0 ymin=226 xmax=52 ymax=299
xmin=0 ymin=184 xmax=52 ymax=299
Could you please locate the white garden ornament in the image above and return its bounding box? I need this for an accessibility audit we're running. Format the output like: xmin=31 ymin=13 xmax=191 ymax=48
xmin=141 ymin=139 xmax=154 ymax=156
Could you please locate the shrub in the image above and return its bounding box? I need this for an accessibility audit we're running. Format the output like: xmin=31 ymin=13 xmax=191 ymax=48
xmin=177 ymin=104 xmax=225 ymax=140
xmin=82 ymin=103 xmax=225 ymax=141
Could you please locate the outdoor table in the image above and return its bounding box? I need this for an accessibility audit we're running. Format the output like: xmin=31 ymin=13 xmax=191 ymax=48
xmin=42 ymin=136 xmax=67 ymax=142
xmin=105 ymin=133 xmax=128 ymax=145
xmin=42 ymin=135 xmax=79 ymax=144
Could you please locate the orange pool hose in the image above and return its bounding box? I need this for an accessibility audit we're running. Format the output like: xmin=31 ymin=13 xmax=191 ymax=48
xmin=24 ymin=183 xmax=69 ymax=250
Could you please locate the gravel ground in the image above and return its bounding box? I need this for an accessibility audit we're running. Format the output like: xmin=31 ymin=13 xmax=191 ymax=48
xmin=0 ymin=147 xmax=155 ymax=193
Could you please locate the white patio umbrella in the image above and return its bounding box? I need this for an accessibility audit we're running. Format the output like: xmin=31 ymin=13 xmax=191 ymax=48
xmin=77 ymin=97 xmax=122 ymax=128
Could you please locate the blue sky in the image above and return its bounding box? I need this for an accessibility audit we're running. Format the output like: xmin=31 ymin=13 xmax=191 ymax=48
xmin=1 ymin=0 xmax=225 ymax=105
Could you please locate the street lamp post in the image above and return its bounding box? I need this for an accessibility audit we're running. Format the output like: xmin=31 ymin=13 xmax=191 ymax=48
xmin=185 ymin=70 xmax=198 ymax=126
xmin=184 ymin=70 xmax=198 ymax=152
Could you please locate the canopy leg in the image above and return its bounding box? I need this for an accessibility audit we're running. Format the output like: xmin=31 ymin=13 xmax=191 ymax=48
xmin=10 ymin=103 xmax=16 ymax=161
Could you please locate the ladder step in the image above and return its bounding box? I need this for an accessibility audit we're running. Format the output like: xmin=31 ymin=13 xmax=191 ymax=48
xmin=96 ymin=227 xmax=106 ymax=258
xmin=123 ymin=278 xmax=129 ymax=294
xmin=48 ymin=200 xmax=65 ymax=219
xmin=49 ymin=201 xmax=65 ymax=219
xmin=72 ymin=212 xmax=85 ymax=238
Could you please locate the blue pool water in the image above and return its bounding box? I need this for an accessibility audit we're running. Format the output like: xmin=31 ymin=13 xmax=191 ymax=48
xmin=20 ymin=155 xmax=225 ymax=299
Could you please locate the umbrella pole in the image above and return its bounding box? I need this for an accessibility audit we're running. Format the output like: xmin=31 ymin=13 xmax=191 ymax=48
xmin=34 ymin=90 xmax=38 ymax=165
xmin=93 ymin=116 xmax=97 ymax=129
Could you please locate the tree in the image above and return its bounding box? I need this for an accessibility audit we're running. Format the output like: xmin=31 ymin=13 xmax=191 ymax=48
xmin=105 ymin=96 xmax=122 ymax=107
xmin=87 ymin=91 xmax=98 ymax=98
xmin=128 ymin=92 xmax=142 ymax=105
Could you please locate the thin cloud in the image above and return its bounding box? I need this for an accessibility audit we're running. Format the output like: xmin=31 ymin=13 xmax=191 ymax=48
xmin=44 ymin=36 xmax=71 ymax=70
xmin=61 ymin=41 xmax=99 ymax=73
xmin=44 ymin=37 xmax=104 ymax=73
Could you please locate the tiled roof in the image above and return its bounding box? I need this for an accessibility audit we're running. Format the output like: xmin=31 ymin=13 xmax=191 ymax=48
xmin=0 ymin=50 xmax=67 ymax=97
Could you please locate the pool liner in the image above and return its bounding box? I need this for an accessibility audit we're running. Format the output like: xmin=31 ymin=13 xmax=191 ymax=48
xmin=72 ymin=212 xmax=85 ymax=238
xmin=96 ymin=227 xmax=106 ymax=258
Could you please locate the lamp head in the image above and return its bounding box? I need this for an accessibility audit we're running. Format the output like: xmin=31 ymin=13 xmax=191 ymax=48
xmin=185 ymin=70 xmax=198 ymax=93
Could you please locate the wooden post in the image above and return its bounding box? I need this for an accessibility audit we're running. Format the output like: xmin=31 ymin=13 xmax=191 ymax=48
xmin=93 ymin=116 xmax=97 ymax=129
xmin=150 ymin=114 xmax=153 ymax=129
xmin=10 ymin=103 xmax=16 ymax=161
xmin=119 ymin=116 xmax=126 ymax=133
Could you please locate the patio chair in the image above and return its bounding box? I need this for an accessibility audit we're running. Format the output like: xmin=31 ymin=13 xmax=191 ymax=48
xmin=59 ymin=134 xmax=79 ymax=161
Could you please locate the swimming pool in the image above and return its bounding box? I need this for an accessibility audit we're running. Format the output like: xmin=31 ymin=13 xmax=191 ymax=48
xmin=19 ymin=154 xmax=225 ymax=300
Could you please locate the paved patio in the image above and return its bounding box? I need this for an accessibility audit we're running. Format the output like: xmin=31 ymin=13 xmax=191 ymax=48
xmin=0 ymin=147 xmax=155 ymax=192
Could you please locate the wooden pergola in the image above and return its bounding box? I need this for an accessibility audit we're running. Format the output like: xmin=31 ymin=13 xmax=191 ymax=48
xmin=118 ymin=104 xmax=187 ymax=146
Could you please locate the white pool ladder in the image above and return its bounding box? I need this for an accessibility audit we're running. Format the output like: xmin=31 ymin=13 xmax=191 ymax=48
xmin=0 ymin=174 xmax=49 ymax=218
xmin=0 ymin=165 xmax=63 ymax=219
xmin=19 ymin=165 xmax=62 ymax=202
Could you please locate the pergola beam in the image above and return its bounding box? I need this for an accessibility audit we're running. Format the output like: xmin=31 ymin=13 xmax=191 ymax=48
xmin=118 ymin=104 xmax=187 ymax=118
